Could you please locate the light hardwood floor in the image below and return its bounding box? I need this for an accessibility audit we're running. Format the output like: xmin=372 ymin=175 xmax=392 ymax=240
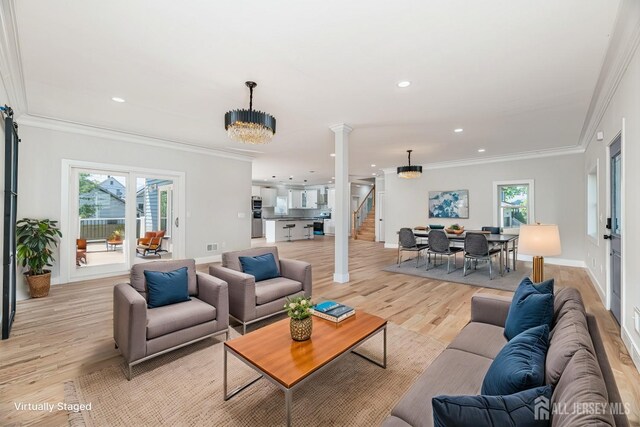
xmin=1 ymin=236 xmax=638 ymax=426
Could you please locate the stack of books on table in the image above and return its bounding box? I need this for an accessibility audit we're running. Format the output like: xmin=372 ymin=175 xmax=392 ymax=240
xmin=310 ymin=301 xmax=355 ymax=323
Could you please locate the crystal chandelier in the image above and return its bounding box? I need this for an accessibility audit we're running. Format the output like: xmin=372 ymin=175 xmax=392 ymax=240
xmin=224 ymin=81 xmax=276 ymax=144
xmin=397 ymin=149 xmax=422 ymax=179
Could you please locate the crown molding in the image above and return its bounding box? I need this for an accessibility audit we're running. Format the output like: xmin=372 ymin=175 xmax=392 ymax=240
xmin=382 ymin=145 xmax=584 ymax=174
xmin=579 ymin=0 xmax=640 ymax=150
xmin=18 ymin=113 xmax=253 ymax=162
xmin=0 ymin=0 xmax=27 ymax=113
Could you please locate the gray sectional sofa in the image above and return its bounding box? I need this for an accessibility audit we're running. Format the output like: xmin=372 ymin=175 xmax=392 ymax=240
xmin=382 ymin=288 xmax=629 ymax=427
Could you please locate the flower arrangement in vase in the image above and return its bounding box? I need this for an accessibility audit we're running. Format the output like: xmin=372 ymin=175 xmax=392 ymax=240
xmin=284 ymin=296 xmax=313 ymax=341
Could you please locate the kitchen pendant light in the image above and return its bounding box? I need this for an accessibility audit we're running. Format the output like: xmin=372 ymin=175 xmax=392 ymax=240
xmin=397 ymin=149 xmax=422 ymax=179
xmin=224 ymin=81 xmax=276 ymax=144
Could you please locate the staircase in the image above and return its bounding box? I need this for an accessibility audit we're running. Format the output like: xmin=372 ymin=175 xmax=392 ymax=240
xmin=356 ymin=204 xmax=376 ymax=241
xmin=352 ymin=185 xmax=376 ymax=242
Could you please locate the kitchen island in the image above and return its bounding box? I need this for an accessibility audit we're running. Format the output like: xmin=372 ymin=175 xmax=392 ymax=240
xmin=264 ymin=218 xmax=316 ymax=242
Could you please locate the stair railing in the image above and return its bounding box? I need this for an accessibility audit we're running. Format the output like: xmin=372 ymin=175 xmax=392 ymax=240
xmin=352 ymin=185 xmax=375 ymax=239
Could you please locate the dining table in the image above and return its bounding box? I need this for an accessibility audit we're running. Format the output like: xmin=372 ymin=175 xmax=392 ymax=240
xmin=413 ymin=231 xmax=518 ymax=276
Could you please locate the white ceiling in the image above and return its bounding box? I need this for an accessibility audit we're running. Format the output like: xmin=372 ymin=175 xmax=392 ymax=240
xmin=14 ymin=0 xmax=620 ymax=185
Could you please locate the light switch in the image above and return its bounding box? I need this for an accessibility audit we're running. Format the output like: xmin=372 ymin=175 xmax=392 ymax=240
xmin=238 ymin=212 xmax=246 ymax=218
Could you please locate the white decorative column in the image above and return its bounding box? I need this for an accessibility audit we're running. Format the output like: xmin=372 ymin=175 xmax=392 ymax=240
xmin=330 ymin=124 xmax=352 ymax=283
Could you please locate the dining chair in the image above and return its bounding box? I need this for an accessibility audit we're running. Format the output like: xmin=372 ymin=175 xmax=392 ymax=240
xmin=425 ymin=229 xmax=463 ymax=273
xmin=481 ymin=226 xmax=501 ymax=234
xmin=463 ymin=233 xmax=501 ymax=279
xmin=481 ymin=226 xmax=502 ymax=251
xmin=398 ymin=228 xmax=429 ymax=267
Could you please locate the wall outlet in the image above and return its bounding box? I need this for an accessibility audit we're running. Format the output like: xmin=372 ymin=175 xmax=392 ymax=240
xmin=206 ymin=243 xmax=218 ymax=252
xmin=635 ymin=307 xmax=640 ymax=334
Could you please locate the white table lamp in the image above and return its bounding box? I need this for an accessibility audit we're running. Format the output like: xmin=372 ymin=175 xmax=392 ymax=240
xmin=518 ymin=224 xmax=561 ymax=282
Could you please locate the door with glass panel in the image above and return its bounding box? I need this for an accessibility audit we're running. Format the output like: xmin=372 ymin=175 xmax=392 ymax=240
xmin=132 ymin=178 xmax=176 ymax=264
xmin=73 ymin=170 xmax=129 ymax=275
xmin=69 ymin=166 xmax=182 ymax=280
xmin=607 ymin=136 xmax=622 ymax=324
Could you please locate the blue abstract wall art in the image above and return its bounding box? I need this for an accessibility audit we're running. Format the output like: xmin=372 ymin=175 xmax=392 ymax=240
xmin=428 ymin=190 xmax=469 ymax=218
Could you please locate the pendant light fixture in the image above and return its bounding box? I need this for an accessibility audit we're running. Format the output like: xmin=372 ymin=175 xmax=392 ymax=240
xmin=224 ymin=81 xmax=276 ymax=144
xmin=397 ymin=149 xmax=422 ymax=179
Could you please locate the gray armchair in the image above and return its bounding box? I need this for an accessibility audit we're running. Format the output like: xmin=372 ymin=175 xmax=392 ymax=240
xmin=113 ymin=259 xmax=229 ymax=380
xmin=210 ymin=247 xmax=311 ymax=334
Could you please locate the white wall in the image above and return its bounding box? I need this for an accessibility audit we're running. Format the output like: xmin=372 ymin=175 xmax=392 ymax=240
xmin=15 ymin=124 xmax=252 ymax=300
xmin=384 ymin=153 xmax=585 ymax=263
xmin=583 ymin=39 xmax=640 ymax=370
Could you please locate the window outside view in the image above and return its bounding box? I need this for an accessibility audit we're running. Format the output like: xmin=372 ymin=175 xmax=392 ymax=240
xmin=499 ymin=184 xmax=529 ymax=229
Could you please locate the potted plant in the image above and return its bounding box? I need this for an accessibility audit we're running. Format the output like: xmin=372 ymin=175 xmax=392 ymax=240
xmin=284 ymin=296 xmax=313 ymax=341
xmin=16 ymin=218 xmax=62 ymax=298
xmin=109 ymin=228 xmax=123 ymax=241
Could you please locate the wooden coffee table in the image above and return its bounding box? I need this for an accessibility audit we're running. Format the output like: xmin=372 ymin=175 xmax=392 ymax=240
xmin=223 ymin=312 xmax=387 ymax=426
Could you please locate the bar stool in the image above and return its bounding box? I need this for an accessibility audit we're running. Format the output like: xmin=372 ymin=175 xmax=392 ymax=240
xmin=304 ymin=224 xmax=313 ymax=239
xmin=283 ymin=224 xmax=296 ymax=242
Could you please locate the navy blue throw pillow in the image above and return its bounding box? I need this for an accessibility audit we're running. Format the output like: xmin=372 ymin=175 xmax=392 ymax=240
xmin=482 ymin=325 xmax=549 ymax=396
xmin=504 ymin=277 xmax=554 ymax=340
xmin=433 ymin=385 xmax=553 ymax=427
xmin=239 ymin=253 xmax=280 ymax=282
xmin=145 ymin=267 xmax=190 ymax=309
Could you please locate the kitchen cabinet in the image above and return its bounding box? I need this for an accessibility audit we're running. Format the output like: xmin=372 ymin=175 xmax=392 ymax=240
xmin=288 ymin=190 xmax=302 ymax=209
xmin=324 ymin=219 xmax=335 ymax=235
xmin=260 ymin=187 xmax=277 ymax=207
xmin=305 ymin=189 xmax=318 ymax=208
xmin=288 ymin=189 xmax=317 ymax=209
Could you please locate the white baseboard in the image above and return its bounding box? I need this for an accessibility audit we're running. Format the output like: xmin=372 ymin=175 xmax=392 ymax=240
xmin=195 ymin=254 xmax=222 ymax=264
xmin=516 ymin=254 xmax=586 ymax=268
xmin=585 ymin=266 xmax=607 ymax=306
xmin=64 ymin=269 xmax=130 ymax=284
xmin=622 ymin=326 xmax=640 ymax=374
xmin=333 ymin=273 xmax=350 ymax=283
xmin=384 ymin=243 xmax=399 ymax=249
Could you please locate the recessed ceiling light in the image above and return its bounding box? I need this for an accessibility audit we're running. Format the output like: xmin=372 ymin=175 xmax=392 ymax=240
xmin=397 ymin=81 xmax=411 ymax=88
xmin=289 ymin=175 xmax=293 ymax=178
xmin=332 ymin=177 xmax=335 ymax=180
xmin=372 ymin=173 xmax=376 ymax=176
xmin=478 ymin=148 xmax=486 ymax=153
xmin=111 ymin=97 xmax=125 ymax=103
xmin=371 ymin=164 xmax=376 ymax=167
xmin=454 ymin=128 xmax=464 ymax=133
xmin=330 ymin=153 xmax=336 ymax=157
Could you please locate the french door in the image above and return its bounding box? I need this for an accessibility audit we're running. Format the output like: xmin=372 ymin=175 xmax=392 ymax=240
xmin=61 ymin=161 xmax=185 ymax=282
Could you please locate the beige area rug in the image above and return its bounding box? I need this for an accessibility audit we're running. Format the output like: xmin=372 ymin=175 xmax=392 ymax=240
xmin=65 ymin=323 xmax=445 ymax=426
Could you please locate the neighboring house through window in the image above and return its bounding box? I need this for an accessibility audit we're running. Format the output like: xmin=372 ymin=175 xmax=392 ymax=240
xmin=493 ymin=180 xmax=535 ymax=234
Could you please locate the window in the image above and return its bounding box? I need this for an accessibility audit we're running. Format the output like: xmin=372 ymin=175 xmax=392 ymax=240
xmin=493 ymin=180 xmax=535 ymax=232
xmin=587 ymin=163 xmax=599 ymax=241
